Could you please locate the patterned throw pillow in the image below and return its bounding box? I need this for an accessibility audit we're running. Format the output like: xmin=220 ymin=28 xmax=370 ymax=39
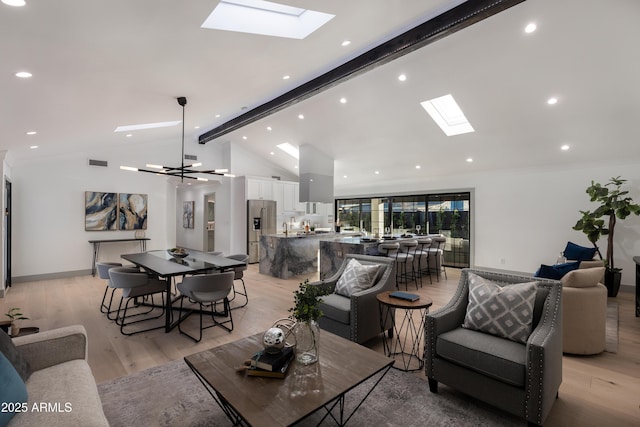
xmin=334 ymin=259 xmax=380 ymax=297
xmin=462 ymin=273 xmax=538 ymax=343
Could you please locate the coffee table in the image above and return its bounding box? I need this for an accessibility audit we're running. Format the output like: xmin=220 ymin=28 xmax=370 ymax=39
xmin=184 ymin=331 xmax=394 ymax=426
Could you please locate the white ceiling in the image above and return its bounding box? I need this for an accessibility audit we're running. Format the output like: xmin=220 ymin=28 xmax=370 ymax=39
xmin=2 ymin=0 xmax=640 ymax=192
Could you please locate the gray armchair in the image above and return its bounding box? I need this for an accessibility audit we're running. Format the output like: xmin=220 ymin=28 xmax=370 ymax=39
xmin=425 ymin=269 xmax=562 ymax=427
xmin=309 ymin=254 xmax=395 ymax=344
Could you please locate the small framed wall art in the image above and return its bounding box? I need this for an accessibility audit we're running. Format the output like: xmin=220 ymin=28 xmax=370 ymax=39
xmin=183 ymin=201 xmax=194 ymax=229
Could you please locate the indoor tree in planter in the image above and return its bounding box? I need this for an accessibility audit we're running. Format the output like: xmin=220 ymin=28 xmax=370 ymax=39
xmin=573 ymin=176 xmax=640 ymax=296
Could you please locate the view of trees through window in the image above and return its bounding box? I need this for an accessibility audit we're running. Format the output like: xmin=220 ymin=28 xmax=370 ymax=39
xmin=336 ymin=192 xmax=470 ymax=267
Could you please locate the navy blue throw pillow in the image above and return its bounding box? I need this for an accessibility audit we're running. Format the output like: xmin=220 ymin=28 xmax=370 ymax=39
xmin=563 ymin=241 xmax=597 ymax=261
xmin=534 ymin=261 xmax=581 ymax=280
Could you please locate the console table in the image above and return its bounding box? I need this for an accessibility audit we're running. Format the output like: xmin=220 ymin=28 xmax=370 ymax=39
xmin=88 ymin=238 xmax=149 ymax=276
xmin=633 ymin=256 xmax=640 ymax=317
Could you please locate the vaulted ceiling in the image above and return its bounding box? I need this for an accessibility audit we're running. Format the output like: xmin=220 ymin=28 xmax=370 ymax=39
xmin=2 ymin=0 xmax=639 ymax=192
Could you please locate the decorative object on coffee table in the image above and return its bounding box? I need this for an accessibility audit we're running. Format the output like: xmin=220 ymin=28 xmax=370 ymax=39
xmin=573 ymin=176 xmax=640 ymax=296
xmin=288 ymin=279 xmax=328 ymax=365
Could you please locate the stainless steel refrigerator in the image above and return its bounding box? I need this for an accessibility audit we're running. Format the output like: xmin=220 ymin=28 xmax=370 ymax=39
xmin=247 ymin=200 xmax=277 ymax=263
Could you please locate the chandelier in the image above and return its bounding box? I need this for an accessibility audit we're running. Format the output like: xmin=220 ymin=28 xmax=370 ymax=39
xmin=120 ymin=96 xmax=234 ymax=182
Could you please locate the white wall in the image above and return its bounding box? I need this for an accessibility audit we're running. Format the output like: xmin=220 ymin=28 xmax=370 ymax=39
xmin=8 ymin=144 xmax=177 ymax=279
xmin=336 ymin=161 xmax=640 ymax=287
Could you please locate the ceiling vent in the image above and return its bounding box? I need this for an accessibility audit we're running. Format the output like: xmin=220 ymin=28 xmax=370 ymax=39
xmin=88 ymin=159 xmax=108 ymax=167
xmin=184 ymin=154 xmax=197 ymax=161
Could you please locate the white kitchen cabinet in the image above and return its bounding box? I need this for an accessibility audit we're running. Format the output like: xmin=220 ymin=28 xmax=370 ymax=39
xmin=247 ymin=178 xmax=274 ymax=200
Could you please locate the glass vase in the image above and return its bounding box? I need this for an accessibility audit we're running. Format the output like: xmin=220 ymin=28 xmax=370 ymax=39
xmin=294 ymin=320 xmax=320 ymax=365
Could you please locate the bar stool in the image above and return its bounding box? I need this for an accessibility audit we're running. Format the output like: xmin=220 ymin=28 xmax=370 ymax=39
xmin=415 ymin=237 xmax=433 ymax=286
xmin=431 ymin=236 xmax=447 ymax=280
xmin=378 ymin=242 xmax=400 ymax=288
xmin=398 ymin=240 xmax=418 ymax=290
xmin=225 ymin=253 xmax=249 ymax=309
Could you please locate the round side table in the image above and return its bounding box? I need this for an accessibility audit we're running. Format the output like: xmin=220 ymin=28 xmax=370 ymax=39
xmin=376 ymin=291 xmax=433 ymax=371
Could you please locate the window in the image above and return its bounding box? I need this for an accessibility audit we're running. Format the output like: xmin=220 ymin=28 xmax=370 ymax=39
xmin=335 ymin=192 xmax=471 ymax=268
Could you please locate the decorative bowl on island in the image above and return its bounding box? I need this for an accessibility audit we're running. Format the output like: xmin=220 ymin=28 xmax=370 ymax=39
xmin=167 ymin=248 xmax=189 ymax=258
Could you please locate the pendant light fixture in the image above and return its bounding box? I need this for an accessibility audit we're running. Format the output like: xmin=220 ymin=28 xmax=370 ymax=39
xmin=120 ymin=96 xmax=234 ymax=182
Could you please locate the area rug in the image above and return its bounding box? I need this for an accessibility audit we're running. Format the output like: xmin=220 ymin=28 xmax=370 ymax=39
xmin=605 ymin=301 xmax=619 ymax=353
xmin=98 ymin=359 xmax=522 ymax=426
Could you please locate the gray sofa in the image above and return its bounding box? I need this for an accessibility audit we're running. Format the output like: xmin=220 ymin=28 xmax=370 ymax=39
xmin=425 ymin=269 xmax=563 ymax=427
xmin=309 ymin=254 xmax=396 ymax=344
xmin=9 ymin=325 xmax=109 ymax=427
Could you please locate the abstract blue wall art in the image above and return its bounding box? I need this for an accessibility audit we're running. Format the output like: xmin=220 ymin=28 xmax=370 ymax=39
xmin=119 ymin=193 xmax=148 ymax=230
xmin=85 ymin=191 xmax=118 ymax=231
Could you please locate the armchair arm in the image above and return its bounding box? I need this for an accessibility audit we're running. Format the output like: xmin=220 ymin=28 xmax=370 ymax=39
xmin=425 ymin=269 xmax=469 ymax=376
xmin=525 ymin=282 xmax=563 ymax=425
xmin=12 ymin=325 xmax=88 ymax=372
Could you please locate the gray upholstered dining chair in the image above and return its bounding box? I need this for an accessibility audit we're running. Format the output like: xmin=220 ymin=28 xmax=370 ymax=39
xmin=177 ymin=271 xmax=235 ymax=342
xmin=425 ymin=268 xmax=563 ymax=427
xmin=96 ymin=261 xmax=122 ymax=319
xmin=308 ymin=254 xmax=396 ymax=344
xmin=224 ymin=253 xmax=249 ymax=309
xmin=108 ymin=267 xmax=167 ymax=336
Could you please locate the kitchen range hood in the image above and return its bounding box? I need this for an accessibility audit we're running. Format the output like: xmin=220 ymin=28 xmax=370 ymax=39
xmin=299 ymin=144 xmax=334 ymax=203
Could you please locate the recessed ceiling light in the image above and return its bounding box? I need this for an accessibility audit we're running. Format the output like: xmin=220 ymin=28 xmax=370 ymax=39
xmin=267 ymin=126 xmax=272 ymax=131
xmin=415 ymin=165 xmax=421 ymax=169
xmin=283 ymin=75 xmax=290 ymax=80
xmin=201 ymin=0 xmax=335 ymax=40
xmin=561 ymin=144 xmax=570 ymax=151
xmin=343 ymin=175 xmax=348 ymax=178
xmin=215 ymin=114 xmax=221 ymax=118
xmin=26 ymin=131 xmax=37 ymax=135
xmin=420 ymin=94 xmax=475 ymax=136
xmin=525 ymin=23 xmax=537 ymax=33
xmin=29 ymin=145 xmax=38 ymax=149
xmin=398 ymin=74 xmax=407 ymax=82
xmin=270 ymin=151 xmax=275 ymax=155
xmin=126 ymin=134 xmax=132 ymax=138
xmin=298 ymin=114 xmax=304 ymax=119
xmin=547 ymin=97 xmax=558 ymax=105
xmin=114 ymin=120 xmax=180 ymax=132
xmin=2 ymin=1 xmax=26 ymax=7
xmin=374 ymin=171 xmax=380 ymax=175
xmin=194 ymin=125 xmax=200 ymax=129
xmin=294 ymin=165 xmax=298 ymax=169
xmin=339 ymin=97 xmax=347 ymax=104
xmin=277 ymin=142 xmax=299 ymax=159
xmin=242 ymin=136 xmax=248 ymax=140
xmin=15 ymin=71 xmax=32 ymax=78
xmin=466 ymin=158 xmax=473 ymax=163
xmin=341 ymin=40 xmax=351 ymax=47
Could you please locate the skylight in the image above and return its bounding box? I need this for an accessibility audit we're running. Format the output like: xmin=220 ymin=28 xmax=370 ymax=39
xmin=277 ymin=142 xmax=299 ymax=159
xmin=420 ymin=94 xmax=474 ymax=136
xmin=201 ymin=0 xmax=335 ymax=39
xmin=114 ymin=121 xmax=181 ymax=132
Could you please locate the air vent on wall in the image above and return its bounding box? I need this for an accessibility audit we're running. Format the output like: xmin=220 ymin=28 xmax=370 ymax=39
xmin=184 ymin=154 xmax=197 ymax=161
xmin=272 ymin=176 xmax=281 ymax=180
xmin=88 ymin=159 xmax=108 ymax=167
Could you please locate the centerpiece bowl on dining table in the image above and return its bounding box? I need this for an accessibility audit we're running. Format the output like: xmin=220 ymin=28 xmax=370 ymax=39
xmin=167 ymin=248 xmax=189 ymax=259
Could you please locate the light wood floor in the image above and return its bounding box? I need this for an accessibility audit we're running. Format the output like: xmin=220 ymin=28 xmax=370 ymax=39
xmin=2 ymin=266 xmax=639 ymax=426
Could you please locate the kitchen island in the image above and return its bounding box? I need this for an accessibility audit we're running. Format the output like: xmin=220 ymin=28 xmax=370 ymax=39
xmin=319 ymin=237 xmax=381 ymax=279
xmin=259 ymin=233 xmax=332 ymax=279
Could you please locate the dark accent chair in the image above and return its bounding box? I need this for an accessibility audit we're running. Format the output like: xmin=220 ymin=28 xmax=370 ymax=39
xmin=425 ymin=268 xmax=563 ymax=427
xmin=308 ymin=254 xmax=396 ymax=344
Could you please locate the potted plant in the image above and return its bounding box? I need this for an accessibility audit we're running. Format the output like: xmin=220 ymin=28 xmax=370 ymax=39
xmin=288 ymin=279 xmax=327 ymax=365
xmin=5 ymin=308 xmax=28 ymax=337
xmin=573 ymin=176 xmax=640 ymax=296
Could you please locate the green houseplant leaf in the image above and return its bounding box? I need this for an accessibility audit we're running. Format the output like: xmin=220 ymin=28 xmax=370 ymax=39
xmin=573 ymin=176 xmax=640 ymax=271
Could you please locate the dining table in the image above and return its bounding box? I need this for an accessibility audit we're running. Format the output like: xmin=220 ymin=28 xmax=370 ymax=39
xmin=120 ymin=249 xmax=246 ymax=332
